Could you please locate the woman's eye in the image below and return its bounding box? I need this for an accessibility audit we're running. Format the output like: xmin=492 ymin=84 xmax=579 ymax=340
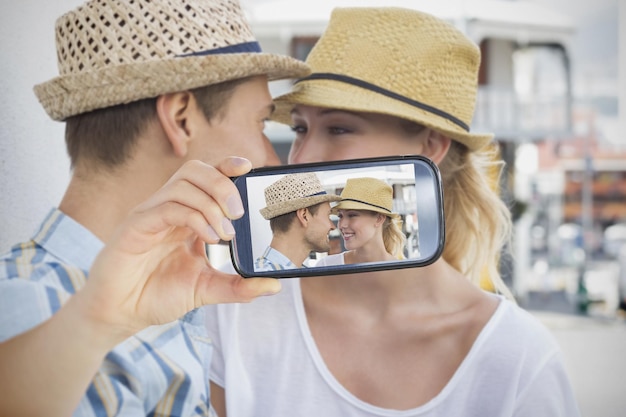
xmin=290 ymin=124 xmax=307 ymax=134
xmin=328 ymin=126 xmax=351 ymax=135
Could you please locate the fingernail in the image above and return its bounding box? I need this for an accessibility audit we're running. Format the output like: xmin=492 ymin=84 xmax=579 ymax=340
xmin=207 ymin=225 xmax=219 ymax=241
xmin=227 ymin=194 xmax=244 ymax=218
xmin=231 ymin=156 xmax=249 ymax=166
xmin=222 ymin=218 xmax=235 ymax=237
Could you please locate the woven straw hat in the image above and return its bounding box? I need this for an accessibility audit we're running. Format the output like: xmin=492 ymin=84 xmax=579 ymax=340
xmin=260 ymin=172 xmax=340 ymax=220
xmin=34 ymin=0 xmax=310 ymax=121
xmin=332 ymin=177 xmax=399 ymax=219
xmin=272 ymin=7 xmax=493 ymax=151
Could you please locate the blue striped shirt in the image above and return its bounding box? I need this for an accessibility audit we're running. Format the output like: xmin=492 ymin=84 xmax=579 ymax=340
xmin=0 ymin=209 xmax=212 ymax=416
xmin=254 ymin=246 xmax=298 ymax=271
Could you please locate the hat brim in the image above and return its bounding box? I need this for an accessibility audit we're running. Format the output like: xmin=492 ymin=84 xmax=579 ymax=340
xmin=272 ymin=78 xmax=493 ymax=152
xmin=260 ymin=194 xmax=340 ymax=220
xmin=34 ymin=53 xmax=310 ymax=121
xmin=331 ymin=200 xmax=399 ymax=219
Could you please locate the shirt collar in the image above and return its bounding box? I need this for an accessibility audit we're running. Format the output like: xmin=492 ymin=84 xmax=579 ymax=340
xmin=32 ymin=208 xmax=104 ymax=273
xmin=263 ymin=247 xmax=299 ymax=269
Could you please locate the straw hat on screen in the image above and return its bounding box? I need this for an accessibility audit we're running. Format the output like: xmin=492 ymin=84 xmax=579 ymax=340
xmin=34 ymin=0 xmax=309 ymax=121
xmin=260 ymin=172 xmax=340 ymax=220
xmin=332 ymin=177 xmax=400 ymax=219
xmin=272 ymin=7 xmax=492 ymax=151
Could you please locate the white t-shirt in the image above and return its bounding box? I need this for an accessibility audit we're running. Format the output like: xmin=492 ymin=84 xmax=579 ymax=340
xmin=205 ymin=279 xmax=579 ymax=417
xmin=315 ymin=252 xmax=345 ymax=266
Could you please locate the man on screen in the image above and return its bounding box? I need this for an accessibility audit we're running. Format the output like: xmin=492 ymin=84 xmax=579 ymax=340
xmin=255 ymin=173 xmax=340 ymax=270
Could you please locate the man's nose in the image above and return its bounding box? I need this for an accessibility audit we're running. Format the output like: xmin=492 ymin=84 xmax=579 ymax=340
xmin=263 ymin=135 xmax=282 ymax=167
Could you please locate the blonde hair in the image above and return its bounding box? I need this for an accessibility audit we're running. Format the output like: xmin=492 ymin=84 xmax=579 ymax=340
xmin=382 ymin=216 xmax=406 ymax=259
xmin=438 ymin=141 xmax=513 ymax=298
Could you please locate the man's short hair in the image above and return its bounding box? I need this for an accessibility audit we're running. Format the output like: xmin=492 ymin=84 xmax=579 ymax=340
xmin=269 ymin=203 xmax=323 ymax=234
xmin=64 ymin=77 xmax=248 ymax=169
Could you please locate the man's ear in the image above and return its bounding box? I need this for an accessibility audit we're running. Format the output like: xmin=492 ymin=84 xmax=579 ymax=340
xmin=295 ymin=208 xmax=309 ymax=227
xmin=156 ymin=92 xmax=194 ymax=158
xmin=422 ymin=130 xmax=452 ymax=165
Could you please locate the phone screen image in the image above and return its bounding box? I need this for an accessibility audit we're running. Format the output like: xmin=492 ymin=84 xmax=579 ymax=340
xmin=230 ymin=155 xmax=444 ymax=278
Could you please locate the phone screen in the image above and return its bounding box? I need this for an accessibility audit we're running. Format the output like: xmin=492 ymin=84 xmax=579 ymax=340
xmin=230 ymin=155 xmax=444 ymax=278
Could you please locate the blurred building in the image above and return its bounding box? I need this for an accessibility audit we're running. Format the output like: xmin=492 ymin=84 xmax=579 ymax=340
xmin=527 ymin=109 xmax=626 ymax=310
xmin=537 ymin=114 xmax=626 ymax=229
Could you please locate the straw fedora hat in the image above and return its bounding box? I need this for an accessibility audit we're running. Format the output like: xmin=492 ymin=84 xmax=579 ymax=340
xmin=332 ymin=177 xmax=399 ymax=219
xmin=260 ymin=172 xmax=340 ymax=220
xmin=272 ymin=7 xmax=492 ymax=151
xmin=34 ymin=0 xmax=310 ymax=121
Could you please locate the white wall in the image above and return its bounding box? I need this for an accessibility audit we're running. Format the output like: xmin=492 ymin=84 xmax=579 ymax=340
xmin=0 ymin=0 xmax=84 ymax=252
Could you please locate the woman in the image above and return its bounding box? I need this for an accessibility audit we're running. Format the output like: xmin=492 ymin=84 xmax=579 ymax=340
xmin=317 ymin=177 xmax=405 ymax=266
xmin=206 ymin=7 xmax=579 ymax=416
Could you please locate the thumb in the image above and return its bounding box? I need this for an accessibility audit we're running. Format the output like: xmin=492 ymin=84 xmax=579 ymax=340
xmin=216 ymin=156 xmax=253 ymax=179
xmin=230 ymin=276 xmax=282 ymax=301
xmin=197 ymin=269 xmax=282 ymax=305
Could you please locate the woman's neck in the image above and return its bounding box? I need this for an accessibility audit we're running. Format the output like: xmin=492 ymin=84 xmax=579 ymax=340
xmin=303 ymin=259 xmax=478 ymax=315
xmin=312 ymin=259 xmax=494 ymax=322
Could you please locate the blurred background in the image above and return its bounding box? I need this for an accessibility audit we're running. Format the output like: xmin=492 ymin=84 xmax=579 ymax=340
xmin=1 ymin=0 xmax=624 ymax=415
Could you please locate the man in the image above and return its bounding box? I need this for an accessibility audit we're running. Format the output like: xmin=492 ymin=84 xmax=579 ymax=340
xmin=255 ymin=173 xmax=339 ymax=270
xmin=0 ymin=0 xmax=308 ymax=416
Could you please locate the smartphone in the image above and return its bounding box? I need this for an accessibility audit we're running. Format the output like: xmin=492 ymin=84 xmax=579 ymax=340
xmin=229 ymin=155 xmax=445 ymax=278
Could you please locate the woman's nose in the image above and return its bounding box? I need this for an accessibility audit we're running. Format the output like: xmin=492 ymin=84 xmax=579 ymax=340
xmin=288 ymin=136 xmax=327 ymax=164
